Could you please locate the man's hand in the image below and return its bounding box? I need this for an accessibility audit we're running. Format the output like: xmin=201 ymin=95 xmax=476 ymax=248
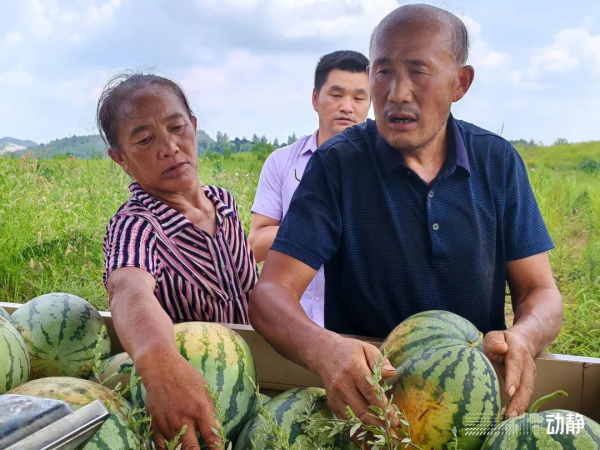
xmin=484 ymin=329 xmax=536 ymax=419
xmin=137 ymin=349 xmax=223 ymax=450
xmin=314 ymin=335 xmax=397 ymax=427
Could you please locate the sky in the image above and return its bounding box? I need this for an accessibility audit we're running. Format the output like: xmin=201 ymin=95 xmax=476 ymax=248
xmin=1 ymin=0 xmax=599 ymax=146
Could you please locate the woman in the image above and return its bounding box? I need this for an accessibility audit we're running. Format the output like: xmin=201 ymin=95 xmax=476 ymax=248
xmin=98 ymin=73 xmax=257 ymax=449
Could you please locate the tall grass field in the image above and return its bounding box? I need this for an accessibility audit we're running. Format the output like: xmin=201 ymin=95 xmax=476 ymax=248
xmin=1 ymin=142 xmax=598 ymax=357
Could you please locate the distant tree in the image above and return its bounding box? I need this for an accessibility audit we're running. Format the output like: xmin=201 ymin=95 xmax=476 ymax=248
xmin=252 ymin=142 xmax=275 ymax=161
xmin=287 ymin=132 xmax=297 ymax=145
xmin=273 ymin=137 xmax=280 ymax=148
xmin=260 ymin=135 xmax=268 ymax=144
xmin=252 ymin=133 xmax=260 ymax=143
xmin=553 ymin=137 xmax=569 ymax=146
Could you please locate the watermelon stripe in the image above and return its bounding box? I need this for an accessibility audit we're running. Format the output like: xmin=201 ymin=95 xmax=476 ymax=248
xmin=2 ymin=332 xmax=15 ymax=390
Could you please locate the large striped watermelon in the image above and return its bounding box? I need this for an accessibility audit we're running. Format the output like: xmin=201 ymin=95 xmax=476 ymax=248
xmin=10 ymin=293 xmax=111 ymax=379
xmin=388 ymin=341 xmax=502 ymax=450
xmin=7 ymin=377 xmax=131 ymax=413
xmin=481 ymin=391 xmax=600 ymax=449
xmin=234 ymin=387 xmax=357 ymax=450
xmin=130 ymin=322 xmax=257 ymax=444
xmin=8 ymin=377 xmax=140 ymax=448
xmin=98 ymin=352 xmax=134 ymax=397
xmin=0 ymin=306 xmax=10 ymax=320
xmin=381 ymin=310 xmax=483 ymax=368
xmin=80 ymin=412 xmax=141 ymax=449
xmin=0 ymin=316 xmax=30 ymax=393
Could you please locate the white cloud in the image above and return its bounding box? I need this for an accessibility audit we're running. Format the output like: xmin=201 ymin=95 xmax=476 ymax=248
xmin=459 ymin=15 xmax=510 ymax=69
xmin=510 ymin=27 xmax=600 ymax=87
xmin=1 ymin=31 xmax=24 ymax=51
xmin=85 ymin=0 xmax=123 ymax=27
xmin=0 ymin=67 xmax=35 ymax=87
xmin=26 ymin=0 xmax=54 ymax=37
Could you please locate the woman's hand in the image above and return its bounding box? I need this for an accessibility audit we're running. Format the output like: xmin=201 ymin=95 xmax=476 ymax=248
xmin=136 ymin=348 xmax=223 ymax=450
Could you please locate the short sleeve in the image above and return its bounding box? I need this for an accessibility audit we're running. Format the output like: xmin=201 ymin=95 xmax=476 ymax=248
xmin=103 ymin=214 xmax=159 ymax=286
xmin=504 ymin=147 xmax=555 ymax=261
xmin=251 ymin=151 xmax=284 ymax=220
xmin=272 ymin=150 xmax=343 ymax=269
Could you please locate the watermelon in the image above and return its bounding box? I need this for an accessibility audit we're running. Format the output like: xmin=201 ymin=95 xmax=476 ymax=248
xmin=233 ymin=387 xmax=357 ymax=450
xmin=81 ymin=412 xmax=141 ymax=449
xmin=98 ymin=352 xmax=134 ymax=397
xmin=0 ymin=306 xmax=10 ymax=320
xmin=10 ymin=292 xmax=111 ymax=379
xmin=381 ymin=310 xmax=483 ymax=368
xmin=481 ymin=391 xmax=600 ymax=449
xmin=7 ymin=376 xmax=131 ymax=413
xmin=0 ymin=316 xmax=30 ymax=393
xmin=130 ymin=322 xmax=257 ymax=444
xmin=388 ymin=341 xmax=502 ymax=450
xmin=8 ymin=377 xmax=140 ymax=448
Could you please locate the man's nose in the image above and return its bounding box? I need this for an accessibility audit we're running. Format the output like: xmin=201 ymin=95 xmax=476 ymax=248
xmin=339 ymin=96 xmax=354 ymax=114
xmin=389 ymin=71 xmax=413 ymax=104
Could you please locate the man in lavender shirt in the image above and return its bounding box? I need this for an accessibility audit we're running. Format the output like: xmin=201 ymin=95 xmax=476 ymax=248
xmin=249 ymin=50 xmax=370 ymax=326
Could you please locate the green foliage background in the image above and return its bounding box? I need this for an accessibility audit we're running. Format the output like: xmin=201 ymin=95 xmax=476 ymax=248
xmin=0 ymin=142 xmax=598 ymax=357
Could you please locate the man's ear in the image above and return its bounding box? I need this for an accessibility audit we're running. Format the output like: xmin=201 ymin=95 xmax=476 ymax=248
xmin=453 ymin=65 xmax=475 ymax=103
xmin=192 ymin=116 xmax=197 ymax=131
xmin=312 ymin=88 xmax=319 ymax=113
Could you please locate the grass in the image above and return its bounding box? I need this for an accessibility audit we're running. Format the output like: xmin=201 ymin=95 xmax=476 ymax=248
xmin=0 ymin=142 xmax=598 ymax=357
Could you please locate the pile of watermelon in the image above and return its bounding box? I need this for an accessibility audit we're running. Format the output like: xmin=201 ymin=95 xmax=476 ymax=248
xmin=380 ymin=310 xmax=600 ymax=449
xmin=3 ymin=296 xmax=600 ymax=449
xmin=0 ymin=292 xmax=263 ymax=449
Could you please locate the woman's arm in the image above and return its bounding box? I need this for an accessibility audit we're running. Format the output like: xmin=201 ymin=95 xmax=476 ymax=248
xmin=107 ymin=268 xmax=222 ymax=450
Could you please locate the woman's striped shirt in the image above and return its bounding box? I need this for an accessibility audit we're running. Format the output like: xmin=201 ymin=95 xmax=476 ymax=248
xmin=103 ymin=182 xmax=257 ymax=324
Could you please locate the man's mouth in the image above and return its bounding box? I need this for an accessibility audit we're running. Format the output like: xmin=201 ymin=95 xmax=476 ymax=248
xmin=388 ymin=112 xmax=418 ymax=124
xmin=387 ymin=112 xmax=419 ymax=130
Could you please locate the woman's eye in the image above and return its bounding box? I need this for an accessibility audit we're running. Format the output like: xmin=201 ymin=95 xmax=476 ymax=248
xmin=377 ymin=69 xmax=392 ymax=75
xmin=137 ymin=136 xmax=152 ymax=145
xmin=173 ymin=124 xmax=185 ymax=132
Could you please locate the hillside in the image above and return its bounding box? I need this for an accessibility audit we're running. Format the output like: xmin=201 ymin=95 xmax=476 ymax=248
xmin=17 ymin=130 xmax=216 ymax=159
xmin=0 ymin=136 xmax=37 ymax=148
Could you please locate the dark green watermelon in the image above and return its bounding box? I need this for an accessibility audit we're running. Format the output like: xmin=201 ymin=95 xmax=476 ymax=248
xmin=0 ymin=316 xmax=30 ymax=393
xmin=381 ymin=310 xmax=483 ymax=369
xmin=481 ymin=390 xmax=600 ymax=449
xmin=388 ymin=341 xmax=502 ymax=450
xmin=10 ymin=293 xmax=111 ymax=379
xmin=234 ymin=387 xmax=356 ymax=450
xmin=130 ymin=322 xmax=257 ymax=445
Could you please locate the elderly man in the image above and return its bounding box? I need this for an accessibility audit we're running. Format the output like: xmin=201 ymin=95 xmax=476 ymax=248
xmin=249 ymin=3 xmax=563 ymax=428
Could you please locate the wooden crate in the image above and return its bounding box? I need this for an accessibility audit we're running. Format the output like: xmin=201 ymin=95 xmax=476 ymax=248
xmin=2 ymin=301 xmax=599 ymax=421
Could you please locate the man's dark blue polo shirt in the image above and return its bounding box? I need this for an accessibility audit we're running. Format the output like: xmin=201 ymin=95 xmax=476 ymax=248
xmin=272 ymin=116 xmax=554 ymax=338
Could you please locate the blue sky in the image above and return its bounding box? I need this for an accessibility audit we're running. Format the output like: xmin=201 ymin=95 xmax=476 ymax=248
xmin=1 ymin=0 xmax=599 ymax=145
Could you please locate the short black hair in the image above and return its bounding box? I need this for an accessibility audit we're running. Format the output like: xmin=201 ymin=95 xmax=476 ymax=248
xmin=314 ymin=50 xmax=369 ymax=93
xmin=370 ymin=4 xmax=470 ymax=66
xmin=96 ymin=71 xmax=195 ymax=150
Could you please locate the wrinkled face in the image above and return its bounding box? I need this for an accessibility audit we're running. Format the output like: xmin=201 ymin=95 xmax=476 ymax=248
xmin=313 ymin=68 xmax=370 ymax=139
xmin=369 ymin=21 xmax=470 ymax=151
xmin=110 ymin=86 xmax=199 ymax=195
